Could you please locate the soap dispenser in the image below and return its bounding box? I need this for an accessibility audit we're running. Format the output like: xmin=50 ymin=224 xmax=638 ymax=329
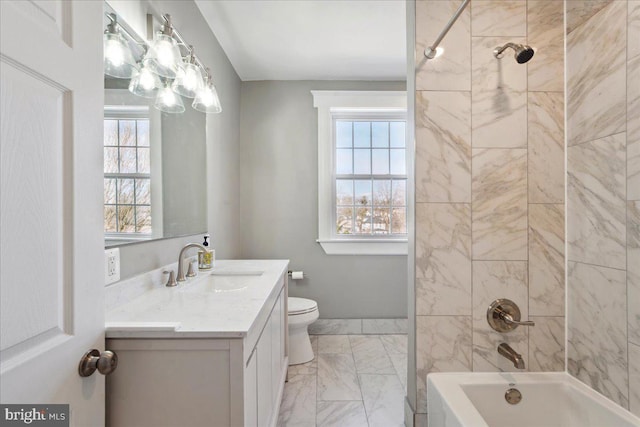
xmin=198 ymin=234 xmax=214 ymax=270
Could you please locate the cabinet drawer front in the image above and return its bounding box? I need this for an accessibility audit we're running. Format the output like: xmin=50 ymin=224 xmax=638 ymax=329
xmin=107 ymin=345 xmax=231 ymax=427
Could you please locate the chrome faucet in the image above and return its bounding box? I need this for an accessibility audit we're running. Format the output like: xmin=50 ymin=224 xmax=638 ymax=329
xmin=177 ymin=243 xmax=206 ymax=282
xmin=498 ymin=343 xmax=525 ymax=369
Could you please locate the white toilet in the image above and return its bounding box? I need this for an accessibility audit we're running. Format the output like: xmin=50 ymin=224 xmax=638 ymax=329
xmin=287 ymin=297 xmax=319 ymax=365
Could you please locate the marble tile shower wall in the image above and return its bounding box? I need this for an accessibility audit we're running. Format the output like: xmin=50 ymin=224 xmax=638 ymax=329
xmin=566 ymin=0 xmax=640 ymax=417
xmin=413 ymin=0 xmax=565 ymax=414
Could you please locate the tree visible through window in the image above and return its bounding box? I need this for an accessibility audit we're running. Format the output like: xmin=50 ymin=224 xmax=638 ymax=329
xmin=334 ymin=118 xmax=407 ymax=236
xmin=103 ymin=116 xmax=152 ymax=234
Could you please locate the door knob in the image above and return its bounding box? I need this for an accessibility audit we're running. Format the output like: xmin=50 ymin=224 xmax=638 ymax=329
xmin=78 ymin=349 xmax=118 ymax=377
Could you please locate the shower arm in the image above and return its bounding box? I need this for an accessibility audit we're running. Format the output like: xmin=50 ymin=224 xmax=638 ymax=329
xmin=493 ymin=42 xmax=518 ymax=58
xmin=424 ymin=0 xmax=471 ymax=60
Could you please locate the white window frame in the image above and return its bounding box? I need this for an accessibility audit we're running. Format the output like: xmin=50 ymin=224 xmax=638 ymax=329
xmin=332 ymin=112 xmax=408 ymax=237
xmin=312 ymin=90 xmax=408 ymax=255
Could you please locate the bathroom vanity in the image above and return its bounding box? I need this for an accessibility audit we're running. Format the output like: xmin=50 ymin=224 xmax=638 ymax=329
xmin=105 ymin=260 xmax=289 ymax=427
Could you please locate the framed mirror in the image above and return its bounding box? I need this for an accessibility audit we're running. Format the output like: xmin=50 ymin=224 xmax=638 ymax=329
xmin=103 ymin=5 xmax=207 ymax=248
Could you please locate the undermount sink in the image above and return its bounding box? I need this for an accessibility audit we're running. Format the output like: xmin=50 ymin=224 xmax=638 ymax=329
xmin=181 ymin=272 xmax=263 ymax=293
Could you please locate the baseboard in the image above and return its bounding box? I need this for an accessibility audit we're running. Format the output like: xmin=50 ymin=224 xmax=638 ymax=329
xmin=309 ymin=318 xmax=408 ymax=335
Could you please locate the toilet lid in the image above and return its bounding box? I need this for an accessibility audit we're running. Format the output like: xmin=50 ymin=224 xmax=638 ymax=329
xmin=288 ymin=297 xmax=318 ymax=315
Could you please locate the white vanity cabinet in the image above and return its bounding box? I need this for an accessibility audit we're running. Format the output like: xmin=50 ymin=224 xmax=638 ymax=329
xmin=105 ymin=262 xmax=288 ymax=427
xmin=242 ymin=286 xmax=287 ymax=427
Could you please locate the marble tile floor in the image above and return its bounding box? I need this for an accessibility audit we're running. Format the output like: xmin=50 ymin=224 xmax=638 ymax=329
xmin=278 ymin=334 xmax=408 ymax=427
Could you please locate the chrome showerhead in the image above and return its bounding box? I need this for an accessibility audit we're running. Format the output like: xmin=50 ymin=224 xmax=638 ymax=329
xmin=493 ymin=43 xmax=535 ymax=64
xmin=514 ymin=45 xmax=535 ymax=63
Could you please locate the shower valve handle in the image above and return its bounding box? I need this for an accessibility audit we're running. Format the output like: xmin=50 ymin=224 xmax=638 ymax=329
xmin=487 ymin=299 xmax=535 ymax=333
xmin=497 ymin=308 xmax=535 ymax=327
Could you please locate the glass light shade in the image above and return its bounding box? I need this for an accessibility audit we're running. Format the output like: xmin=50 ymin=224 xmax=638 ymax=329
xmin=128 ymin=66 xmax=161 ymax=98
xmin=192 ymin=83 xmax=222 ymax=114
xmin=143 ymin=33 xmax=183 ymax=79
xmin=104 ymin=32 xmax=138 ymax=79
xmin=171 ymin=63 xmax=204 ymax=98
xmin=154 ymin=86 xmax=185 ymax=113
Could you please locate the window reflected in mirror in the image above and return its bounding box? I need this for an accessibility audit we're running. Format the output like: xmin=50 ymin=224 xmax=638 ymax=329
xmin=104 ymin=111 xmax=152 ymax=236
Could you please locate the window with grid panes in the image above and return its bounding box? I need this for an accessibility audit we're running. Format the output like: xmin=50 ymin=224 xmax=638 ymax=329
xmin=333 ymin=114 xmax=407 ymax=237
xmin=103 ymin=111 xmax=152 ymax=235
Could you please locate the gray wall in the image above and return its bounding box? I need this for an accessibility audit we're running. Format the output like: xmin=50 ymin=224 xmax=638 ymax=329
xmin=239 ymin=81 xmax=407 ymax=319
xmin=110 ymin=0 xmax=242 ymax=280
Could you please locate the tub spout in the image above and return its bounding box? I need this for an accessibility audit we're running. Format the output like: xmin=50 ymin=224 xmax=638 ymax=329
xmin=498 ymin=343 xmax=525 ymax=369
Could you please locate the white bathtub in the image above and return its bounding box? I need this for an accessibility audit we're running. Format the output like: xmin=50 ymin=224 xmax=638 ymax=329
xmin=427 ymin=372 xmax=640 ymax=427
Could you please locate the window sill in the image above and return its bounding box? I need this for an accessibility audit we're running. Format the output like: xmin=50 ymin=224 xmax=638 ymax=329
xmin=316 ymin=239 xmax=408 ymax=255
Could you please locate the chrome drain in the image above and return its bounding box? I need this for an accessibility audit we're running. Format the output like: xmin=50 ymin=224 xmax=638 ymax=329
xmin=505 ymin=388 xmax=522 ymax=404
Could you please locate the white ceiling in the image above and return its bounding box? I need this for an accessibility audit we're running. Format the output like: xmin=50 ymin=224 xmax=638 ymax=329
xmin=194 ymin=0 xmax=406 ymax=82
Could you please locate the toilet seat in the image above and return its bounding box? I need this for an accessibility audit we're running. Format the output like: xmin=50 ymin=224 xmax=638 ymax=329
xmin=288 ymin=297 xmax=318 ymax=316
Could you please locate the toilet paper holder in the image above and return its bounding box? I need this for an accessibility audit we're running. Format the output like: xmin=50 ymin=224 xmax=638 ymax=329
xmin=288 ymin=270 xmax=307 ymax=280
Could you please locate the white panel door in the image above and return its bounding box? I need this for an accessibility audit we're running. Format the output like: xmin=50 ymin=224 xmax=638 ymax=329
xmin=0 ymin=0 xmax=105 ymax=425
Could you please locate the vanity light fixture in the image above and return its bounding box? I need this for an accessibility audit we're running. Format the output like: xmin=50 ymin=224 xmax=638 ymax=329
xmin=104 ymin=11 xmax=222 ymax=114
xmin=103 ymin=14 xmax=138 ymax=79
xmin=143 ymin=15 xmax=184 ymax=79
xmin=155 ymin=84 xmax=186 ymax=114
xmin=128 ymin=64 xmax=161 ymax=98
xmin=192 ymin=69 xmax=222 ymax=114
xmin=171 ymin=46 xmax=204 ymax=98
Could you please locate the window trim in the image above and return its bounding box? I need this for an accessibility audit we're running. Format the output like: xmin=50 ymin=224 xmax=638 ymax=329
xmin=312 ymin=90 xmax=408 ymax=255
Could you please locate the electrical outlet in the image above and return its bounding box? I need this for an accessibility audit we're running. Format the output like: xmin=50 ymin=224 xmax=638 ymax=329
xmin=105 ymin=248 xmax=120 ymax=285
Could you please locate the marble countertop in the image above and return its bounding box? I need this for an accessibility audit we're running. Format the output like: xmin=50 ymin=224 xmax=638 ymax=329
xmin=105 ymin=260 xmax=289 ymax=339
